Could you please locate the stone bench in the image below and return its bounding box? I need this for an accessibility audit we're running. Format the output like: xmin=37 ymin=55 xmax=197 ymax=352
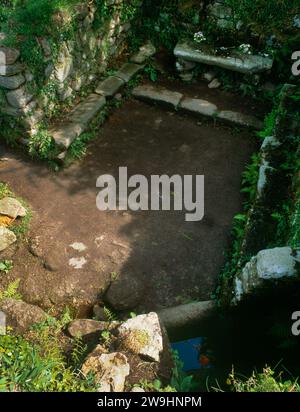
xmin=174 ymin=41 xmax=273 ymax=77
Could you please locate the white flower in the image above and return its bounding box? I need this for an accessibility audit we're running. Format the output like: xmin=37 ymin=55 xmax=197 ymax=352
xmin=194 ymin=31 xmax=206 ymax=44
xmin=239 ymin=43 xmax=252 ymax=55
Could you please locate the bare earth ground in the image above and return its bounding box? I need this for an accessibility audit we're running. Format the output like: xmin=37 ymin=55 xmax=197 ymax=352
xmin=0 ymin=98 xmax=257 ymax=316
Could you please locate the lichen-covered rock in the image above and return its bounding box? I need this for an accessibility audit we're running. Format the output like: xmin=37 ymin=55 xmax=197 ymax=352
xmin=118 ymin=312 xmax=163 ymax=362
xmin=0 ymin=227 xmax=17 ymax=252
xmin=0 ymin=197 xmax=27 ymax=219
xmin=82 ymin=347 xmax=130 ymax=392
xmin=0 ymin=299 xmax=47 ymax=333
xmin=234 ymin=247 xmax=300 ymax=302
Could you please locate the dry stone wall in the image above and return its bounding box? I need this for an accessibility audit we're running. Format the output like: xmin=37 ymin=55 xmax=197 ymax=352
xmin=0 ymin=1 xmax=143 ymax=143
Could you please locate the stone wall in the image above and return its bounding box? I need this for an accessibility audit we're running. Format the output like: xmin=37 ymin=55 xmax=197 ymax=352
xmin=230 ymin=84 xmax=300 ymax=304
xmin=0 ymin=1 xmax=143 ymax=142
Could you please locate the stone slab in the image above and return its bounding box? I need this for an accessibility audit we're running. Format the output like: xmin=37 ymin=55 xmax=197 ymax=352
xmin=49 ymin=122 xmax=84 ymax=149
xmin=132 ymin=85 xmax=183 ymax=109
xmin=115 ymin=62 xmax=144 ymax=83
xmin=0 ymin=63 xmax=24 ymax=76
xmin=179 ymin=97 xmax=218 ymax=117
xmin=174 ymin=41 xmax=273 ymax=74
xmin=68 ymin=93 xmax=106 ymax=125
xmin=0 ymin=73 xmax=25 ymax=90
xmin=95 ymin=76 xmax=124 ymax=97
xmin=50 ymin=94 xmax=106 ymax=149
xmin=217 ymin=110 xmax=263 ymax=130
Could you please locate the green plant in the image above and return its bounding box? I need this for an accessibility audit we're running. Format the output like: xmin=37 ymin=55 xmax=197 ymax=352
xmin=103 ymin=306 xmax=118 ymax=322
xmin=0 ymin=329 xmax=96 ymax=392
xmin=228 ymin=366 xmax=300 ymax=392
xmin=144 ymin=65 xmax=158 ymax=82
xmin=170 ymin=350 xmax=197 ymax=392
xmin=70 ymin=337 xmax=88 ymax=369
xmin=0 ymin=279 xmax=22 ymax=301
xmin=29 ymin=128 xmax=59 ymax=160
xmin=101 ymin=330 xmax=112 ymax=346
xmin=137 ymin=379 xmax=176 ymax=392
xmin=0 ymin=261 xmax=13 ymax=274
xmin=241 ymin=153 xmax=260 ymax=207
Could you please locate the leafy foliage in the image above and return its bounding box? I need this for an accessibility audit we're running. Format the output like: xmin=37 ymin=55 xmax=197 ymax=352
xmin=0 ymin=316 xmax=97 ymax=392
xmin=229 ymin=367 xmax=300 ymax=392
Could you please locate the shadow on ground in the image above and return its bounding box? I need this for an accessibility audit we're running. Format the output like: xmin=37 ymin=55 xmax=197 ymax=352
xmin=0 ymin=99 xmax=257 ymax=315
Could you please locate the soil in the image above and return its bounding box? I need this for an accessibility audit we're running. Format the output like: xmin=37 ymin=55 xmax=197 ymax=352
xmin=0 ymin=97 xmax=257 ymax=316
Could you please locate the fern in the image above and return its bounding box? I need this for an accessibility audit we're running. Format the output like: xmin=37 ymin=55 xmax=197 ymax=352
xmin=0 ymin=279 xmax=22 ymax=301
xmin=71 ymin=337 xmax=88 ymax=369
xmin=103 ymin=306 xmax=118 ymax=322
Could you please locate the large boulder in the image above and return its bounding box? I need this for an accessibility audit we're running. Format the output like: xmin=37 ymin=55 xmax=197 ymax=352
xmin=117 ymin=312 xmax=163 ymax=362
xmin=234 ymin=247 xmax=300 ymax=302
xmin=0 ymin=299 xmax=47 ymax=334
xmin=82 ymin=346 xmax=130 ymax=392
xmin=105 ymin=272 xmax=146 ymax=311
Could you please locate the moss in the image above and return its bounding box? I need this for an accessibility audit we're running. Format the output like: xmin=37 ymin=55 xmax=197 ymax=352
xmin=120 ymin=329 xmax=150 ymax=353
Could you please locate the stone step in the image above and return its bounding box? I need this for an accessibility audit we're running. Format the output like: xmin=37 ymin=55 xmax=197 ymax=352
xmin=174 ymin=41 xmax=273 ymax=74
xmin=95 ymin=76 xmax=124 ymax=97
xmin=132 ymin=84 xmax=183 ymax=109
xmin=49 ymin=93 xmax=106 ymax=149
xmin=95 ymin=63 xmax=144 ymax=97
xmin=133 ymin=84 xmax=263 ymax=130
xmin=115 ymin=62 xmax=144 ymax=83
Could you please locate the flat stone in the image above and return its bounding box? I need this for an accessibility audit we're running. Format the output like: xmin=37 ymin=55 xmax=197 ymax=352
xmin=0 ymin=197 xmax=27 ymax=219
xmin=0 ymin=299 xmax=47 ymax=334
xmin=203 ymin=70 xmax=216 ymax=82
xmin=179 ymin=97 xmax=218 ymax=117
xmin=208 ymin=78 xmax=221 ymax=89
xmin=115 ymin=62 xmax=143 ymax=83
xmin=68 ymin=319 xmax=110 ymax=338
xmin=0 ymin=105 xmax=22 ymax=117
xmin=132 ymin=85 xmax=183 ymax=109
xmin=0 ymin=63 xmax=24 ymax=76
xmin=174 ymin=41 xmax=273 ymax=74
xmin=0 ymin=73 xmax=25 ymax=90
xmin=0 ymin=47 xmax=20 ymax=65
xmin=95 ymin=76 xmax=124 ymax=97
xmin=0 ymin=227 xmax=16 ymax=252
xmin=68 ymin=93 xmax=106 ymax=126
xmin=217 ymin=110 xmax=263 ymax=130
xmin=49 ymin=122 xmax=83 ymax=149
xmin=50 ymin=94 xmax=106 ymax=149
xmin=82 ymin=349 xmax=130 ymax=392
xmin=130 ymin=42 xmax=156 ymax=64
xmin=6 ymin=87 xmax=33 ymax=108
xmin=118 ymin=312 xmax=163 ymax=362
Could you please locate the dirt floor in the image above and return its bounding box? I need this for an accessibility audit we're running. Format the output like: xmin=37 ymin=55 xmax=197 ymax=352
xmin=0 ymin=97 xmax=257 ymax=316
